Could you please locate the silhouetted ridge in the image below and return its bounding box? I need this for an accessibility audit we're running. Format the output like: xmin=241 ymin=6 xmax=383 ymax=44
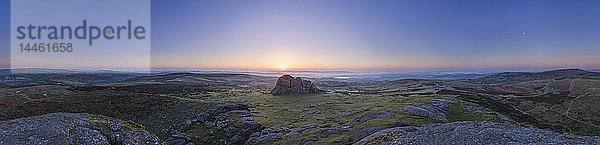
xmin=470 ymin=69 xmax=599 ymax=84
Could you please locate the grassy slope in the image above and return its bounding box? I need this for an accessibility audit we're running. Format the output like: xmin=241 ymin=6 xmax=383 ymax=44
xmin=191 ymin=88 xmax=504 ymax=144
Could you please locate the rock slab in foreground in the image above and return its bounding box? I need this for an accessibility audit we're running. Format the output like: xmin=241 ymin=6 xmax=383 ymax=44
xmin=0 ymin=113 xmax=164 ymax=145
xmin=356 ymin=121 xmax=600 ymax=145
xmin=271 ymin=75 xmax=323 ymax=95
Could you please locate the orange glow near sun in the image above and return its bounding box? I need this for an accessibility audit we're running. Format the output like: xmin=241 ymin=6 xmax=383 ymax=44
xmin=278 ymin=62 xmax=289 ymax=71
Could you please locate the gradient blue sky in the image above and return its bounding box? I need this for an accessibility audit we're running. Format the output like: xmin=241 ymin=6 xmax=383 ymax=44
xmin=2 ymin=0 xmax=600 ymax=70
xmin=0 ymin=0 xmax=8 ymax=68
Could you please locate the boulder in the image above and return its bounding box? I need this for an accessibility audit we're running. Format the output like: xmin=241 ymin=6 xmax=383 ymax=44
xmin=356 ymin=121 xmax=600 ymax=144
xmin=165 ymin=132 xmax=192 ymax=145
xmin=0 ymin=113 xmax=164 ymax=145
xmin=271 ymin=75 xmax=323 ymax=95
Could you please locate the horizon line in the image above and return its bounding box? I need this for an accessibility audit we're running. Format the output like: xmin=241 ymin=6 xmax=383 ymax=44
xmin=3 ymin=66 xmax=599 ymax=73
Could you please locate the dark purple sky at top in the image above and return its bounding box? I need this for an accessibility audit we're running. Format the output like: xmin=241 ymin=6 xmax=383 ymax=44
xmin=1 ymin=0 xmax=600 ymax=70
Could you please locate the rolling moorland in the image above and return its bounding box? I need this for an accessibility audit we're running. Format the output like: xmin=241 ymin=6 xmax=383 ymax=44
xmin=0 ymin=68 xmax=599 ymax=144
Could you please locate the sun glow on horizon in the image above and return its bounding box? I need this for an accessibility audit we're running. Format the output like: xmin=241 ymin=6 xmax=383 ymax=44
xmin=277 ymin=62 xmax=289 ymax=71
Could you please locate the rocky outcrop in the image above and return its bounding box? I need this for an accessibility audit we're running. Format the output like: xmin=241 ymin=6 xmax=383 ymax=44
xmin=356 ymin=121 xmax=600 ymax=144
xmin=399 ymin=97 xmax=458 ymax=123
xmin=246 ymin=125 xmax=300 ymax=144
xmin=271 ymin=75 xmax=323 ymax=95
xmin=164 ymin=103 xmax=263 ymax=145
xmin=0 ymin=113 xmax=163 ymax=145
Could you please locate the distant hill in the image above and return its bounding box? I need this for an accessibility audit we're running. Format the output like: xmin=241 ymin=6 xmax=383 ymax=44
xmin=4 ymin=68 xmax=145 ymax=74
xmin=0 ymin=69 xmax=8 ymax=74
xmin=469 ymin=69 xmax=600 ymax=84
xmin=125 ymin=73 xmax=276 ymax=88
xmin=5 ymin=68 xmax=79 ymax=74
xmin=0 ymin=82 xmax=9 ymax=88
xmin=0 ymin=72 xmax=143 ymax=85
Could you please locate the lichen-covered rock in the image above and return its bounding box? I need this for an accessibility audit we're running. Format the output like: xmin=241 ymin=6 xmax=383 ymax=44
xmin=347 ymin=111 xmax=395 ymax=126
xmin=246 ymin=125 xmax=299 ymax=144
xmin=0 ymin=113 xmax=164 ymax=145
xmin=271 ymin=75 xmax=323 ymax=95
xmin=400 ymin=97 xmax=457 ymax=122
xmin=356 ymin=121 xmax=600 ymax=145
xmin=169 ymin=103 xmax=263 ymax=145
xmin=400 ymin=106 xmax=434 ymax=118
xmin=164 ymin=132 xmax=193 ymax=145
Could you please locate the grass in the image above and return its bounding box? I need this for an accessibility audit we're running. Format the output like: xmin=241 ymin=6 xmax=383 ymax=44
xmin=228 ymin=90 xmax=502 ymax=144
xmin=185 ymin=124 xmax=228 ymax=144
xmin=446 ymin=101 xmax=503 ymax=123
xmin=0 ymin=81 xmax=512 ymax=144
xmin=119 ymin=121 xmax=145 ymax=132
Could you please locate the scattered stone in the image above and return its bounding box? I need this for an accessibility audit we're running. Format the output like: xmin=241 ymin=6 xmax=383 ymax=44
xmin=229 ymin=135 xmax=244 ymax=144
xmin=335 ymin=111 xmax=350 ymax=115
xmin=347 ymin=111 xmax=395 ymax=126
xmin=303 ymin=138 xmax=315 ymax=142
xmin=246 ymin=132 xmax=280 ymax=143
xmin=400 ymin=106 xmax=434 ymax=118
xmin=271 ymin=127 xmax=282 ymax=133
xmin=217 ymin=103 xmax=249 ymax=111
xmin=250 ymin=132 xmax=261 ymax=138
xmin=355 ymin=108 xmax=369 ymax=111
xmin=309 ymin=111 xmax=321 ymax=114
xmin=165 ymin=132 xmax=193 ymax=145
xmin=240 ymin=117 xmax=254 ymax=121
xmin=169 ymin=103 xmax=262 ymax=145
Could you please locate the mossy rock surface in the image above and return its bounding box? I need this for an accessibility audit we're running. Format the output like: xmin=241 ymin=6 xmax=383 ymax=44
xmin=0 ymin=112 xmax=164 ymax=145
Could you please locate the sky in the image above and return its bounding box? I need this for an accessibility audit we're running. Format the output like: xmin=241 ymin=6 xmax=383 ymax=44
xmin=9 ymin=0 xmax=151 ymax=70
xmin=0 ymin=0 xmax=7 ymax=68
xmin=2 ymin=0 xmax=600 ymax=71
